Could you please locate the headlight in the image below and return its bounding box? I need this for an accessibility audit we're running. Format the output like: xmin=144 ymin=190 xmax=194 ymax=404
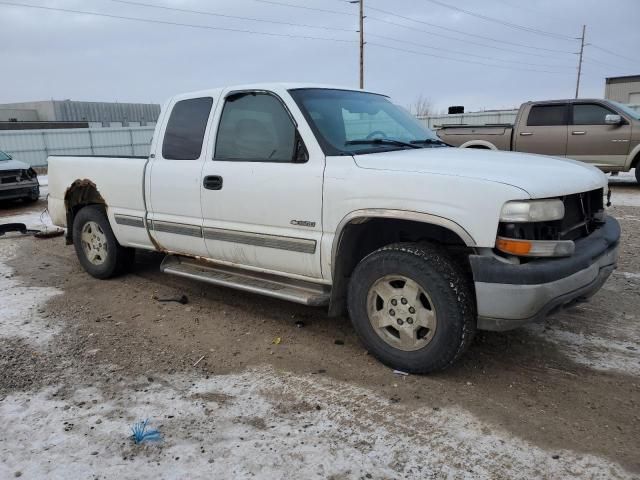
xmin=500 ymin=199 xmax=564 ymax=223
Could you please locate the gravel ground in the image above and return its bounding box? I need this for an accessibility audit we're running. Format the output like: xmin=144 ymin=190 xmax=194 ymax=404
xmin=0 ymin=175 xmax=639 ymax=479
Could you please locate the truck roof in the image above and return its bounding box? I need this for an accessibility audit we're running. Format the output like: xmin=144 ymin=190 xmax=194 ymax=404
xmin=523 ymin=98 xmax=613 ymax=105
xmin=170 ymin=82 xmax=386 ymax=100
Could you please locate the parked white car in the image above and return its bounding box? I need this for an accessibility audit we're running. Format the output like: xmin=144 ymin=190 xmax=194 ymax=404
xmin=47 ymin=83 xmax=620 ymax=373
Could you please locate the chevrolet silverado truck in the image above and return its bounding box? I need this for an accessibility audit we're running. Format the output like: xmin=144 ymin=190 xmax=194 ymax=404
xmin=0 ymin=149 xmax=39 ymax=202
xmin=47 ymin=84 xmax=620 ymax=373
xmin=436 ymin=99 xmax=640 ymax=183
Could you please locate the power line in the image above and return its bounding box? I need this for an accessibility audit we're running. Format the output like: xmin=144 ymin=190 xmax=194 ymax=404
xmin=424 ymin=0 xmax=577 ymax=41
xmin=583 ymin=57 xmax=630 ymax=72
xmin=250 ymin=0 xmax=353 ymax=16
xmin=589 ymin=44 xmax=640 ymax=64
xmin=365 ymin=5 xmax=575 ymax=55
xmin=368 ymin=42 xmax=573 ymax=74
xmin=0 ymin=1 xmax=356 ymax=43
xmin=103 ymin=0 xmax=355 ymax=33
xmin=366 ymin=32 xmax=575 ymax=69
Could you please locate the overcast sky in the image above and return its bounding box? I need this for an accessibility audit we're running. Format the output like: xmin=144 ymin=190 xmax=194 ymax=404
xmin=1 ymin=0 xmax=639 ymax=112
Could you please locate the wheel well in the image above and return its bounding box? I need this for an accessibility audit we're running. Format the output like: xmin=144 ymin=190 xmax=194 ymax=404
xmin=64 ymin=179 xmax=106 ymax=244
xmin=465 ymin=145 xmax=490 ymax=149
xmin=632 ymin=151 xmax=640 ymax=169
xmin=328 ymin=218 xmax=473 ymax=317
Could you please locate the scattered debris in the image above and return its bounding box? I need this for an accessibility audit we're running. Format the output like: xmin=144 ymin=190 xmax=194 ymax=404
xmin=272 ymin=337 xmax=282 ymax=345
xmin=393 ymin=370 xmax=409 ymax=376
xmin=154 ymin=294 xmax=188 ymax=305
xmin=0 ymin=223 xmax=37 ymax=236
xmin=193 ymin=355 xmax=206 ymax=367
xmin=34 ymin=228 xmax=64 ymax=239
xmin=295 ymin=320 xmax=305 ymax=328
xmin=130 ymin=419 xmax=161 ymax=444
xmin=334 ymin=339 xmax=344 ymax=346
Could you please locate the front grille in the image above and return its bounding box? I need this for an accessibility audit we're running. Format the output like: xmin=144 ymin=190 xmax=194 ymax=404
xmin=559 ymin=189 xmax=604 ymax=240
xmin=0 ymin=169 xmax=21 ymax=184
xmin=498 ymin=188 xmax=605 ymax=242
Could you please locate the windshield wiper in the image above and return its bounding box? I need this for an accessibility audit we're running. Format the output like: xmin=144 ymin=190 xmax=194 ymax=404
xmin=345 ymin=138 xmax=421 ymax=149
xmin=410 ymin=138 xmax=449 ymax=146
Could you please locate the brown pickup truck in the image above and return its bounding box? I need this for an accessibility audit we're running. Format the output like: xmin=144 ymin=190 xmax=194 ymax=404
xmin=436 ymin=99 xmax=640 ymax=183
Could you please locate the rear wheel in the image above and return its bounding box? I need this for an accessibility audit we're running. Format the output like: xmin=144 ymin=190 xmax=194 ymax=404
xmin=72 ymin=205 xmax=134 ymax=279
xmin=347 ymin=242 xmax=475 ymax=374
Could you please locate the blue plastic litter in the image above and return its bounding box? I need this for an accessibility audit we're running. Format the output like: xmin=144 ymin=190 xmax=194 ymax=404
xmin=130 ymin=419 xmax=162 ymax=444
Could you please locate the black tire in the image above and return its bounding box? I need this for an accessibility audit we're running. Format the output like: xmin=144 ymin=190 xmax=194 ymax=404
xmin=635 ymin=167 xmax=640 ymax=184
xmin=72 ymin=205 xmax=134 ymax=279
xmin=347 ymin=242 xmax=475 ymax=374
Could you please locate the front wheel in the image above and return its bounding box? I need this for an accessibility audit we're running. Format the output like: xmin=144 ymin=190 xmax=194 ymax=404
xmin=72 ymin=205 xmax=134 ymax=279
xmin=347 ymin=243 xmax=475 ymax=374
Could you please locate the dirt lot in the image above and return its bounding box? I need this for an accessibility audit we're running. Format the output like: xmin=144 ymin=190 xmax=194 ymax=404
xmin=1 ymin=175 xmax=639 ymax=479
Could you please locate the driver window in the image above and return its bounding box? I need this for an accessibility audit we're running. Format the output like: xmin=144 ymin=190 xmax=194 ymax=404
xmin=215 ymin=92 xmax=300 ymax=162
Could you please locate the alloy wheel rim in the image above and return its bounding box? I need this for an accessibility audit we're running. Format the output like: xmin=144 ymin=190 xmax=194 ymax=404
xmin=366 ymin=275 xmax=437 ymax=352
xmin=81 ymin=221 xmax=108 ymax=266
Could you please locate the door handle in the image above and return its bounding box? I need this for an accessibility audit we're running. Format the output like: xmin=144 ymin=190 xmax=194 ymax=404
xmin=571 ymin=131 xmax=586 ymax=135
xmin=203 ymin=175 xmax=223 ymax=190
xmin=519 ymin=132 xmax=533 ymax=136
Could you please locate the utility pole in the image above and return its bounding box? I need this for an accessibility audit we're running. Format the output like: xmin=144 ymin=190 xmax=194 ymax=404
xmin=350 ymin=0 xmax=364 ymax=89
xmin=358 ymin=0 xmax=364 ymax=89
xmin=575 ymin=24 xmax=586 ymax=99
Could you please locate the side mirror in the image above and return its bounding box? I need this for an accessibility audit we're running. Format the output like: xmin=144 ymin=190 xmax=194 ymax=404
xmin=605 ymin=114 xmax=622 ymax=125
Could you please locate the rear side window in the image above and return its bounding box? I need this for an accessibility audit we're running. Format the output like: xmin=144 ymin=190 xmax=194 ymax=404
xmin=214 ymin=93 xmax=297 ymax=162
xmin=162 ymin=97 xmax=213 ymax=160
xmin=572 ymin=104 xmax=615 ymax=125
xmin=527 ymin=104 xmax=567 ymax=126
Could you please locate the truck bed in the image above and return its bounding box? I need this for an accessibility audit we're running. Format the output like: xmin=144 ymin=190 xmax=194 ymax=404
xmin=47 ymin=155 xmax=152 ymax=249
xmin=436 ymin=124 xmax=514 ymax=150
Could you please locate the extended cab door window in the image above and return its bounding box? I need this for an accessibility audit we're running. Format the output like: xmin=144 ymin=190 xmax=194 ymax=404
xmin=148 ymin=96 xmax=214 ymax=257
xmin=162 ymin=97 xmax=213 ymax=160
xmin=567 ymin=103 xmax=631 ymax=166
xmin=514 ymin=103 xmax=568 ymax=156
xmin=214 ymin=92 xmax=306 ymax=163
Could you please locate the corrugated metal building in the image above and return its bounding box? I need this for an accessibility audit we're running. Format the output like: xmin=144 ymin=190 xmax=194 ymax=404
xmin=0 ymin=100 xmax=160 ymax=127
xmin=605 ymin=75 xmax=640 ymax=104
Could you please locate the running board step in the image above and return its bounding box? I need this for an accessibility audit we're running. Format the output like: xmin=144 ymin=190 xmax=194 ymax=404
xmin=160 ymin=255 xmax=330 ymax=307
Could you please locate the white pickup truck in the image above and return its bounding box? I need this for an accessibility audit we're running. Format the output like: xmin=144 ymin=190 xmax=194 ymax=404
xmin=48 ymin=83 xmax=620 ymax=373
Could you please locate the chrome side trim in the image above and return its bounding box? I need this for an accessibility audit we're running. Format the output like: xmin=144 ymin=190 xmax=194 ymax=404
xmin=114 ymin=214 xmax=145 ymax=228
xmin=203 ymin=227 xmax=316 ymax=254
xmin=152 ymin=220 xmax=202 ymax=238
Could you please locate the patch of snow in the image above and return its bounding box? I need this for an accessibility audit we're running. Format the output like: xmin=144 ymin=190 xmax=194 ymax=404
xmin=0 ymin=209 xmax=52 ymax=230
xmin=0 ymin=367 xmax=633 ymax=479
xmin=615 ymin=271 xmax=640 ymax=280
xmin=527 ymin=308 xmax=640 ymax=376
xmin=0 ymin=241 xmax=62 ymax=346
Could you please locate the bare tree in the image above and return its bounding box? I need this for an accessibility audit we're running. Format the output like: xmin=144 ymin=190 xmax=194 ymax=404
xmin=410 ymin=95 xmax=432 ymax=117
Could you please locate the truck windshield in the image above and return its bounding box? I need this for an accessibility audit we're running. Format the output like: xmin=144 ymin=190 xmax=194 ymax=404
xmin=289 ymin=88 xmax=444 ymax=155
xmin=0 ymin=150 xmax=11 ymax=161
xmin=609 ymin=101 xmax=640 ymax=121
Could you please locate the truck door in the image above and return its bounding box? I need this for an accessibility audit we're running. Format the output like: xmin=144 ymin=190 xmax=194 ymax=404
xmin=147 ymin=96 xmax=216 ymax=256
xmin=200 ymin=90 xmax=324 ymax=279
xmin=566 ymin=102 xmax=632 ymax=168
xmin=513 ymin=103 xmax=568 ymax=156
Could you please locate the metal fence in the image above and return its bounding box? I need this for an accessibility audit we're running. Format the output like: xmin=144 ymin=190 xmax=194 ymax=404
xmin=419 ymin=104 xmax=640 ymax=130
xmin=0 ymin=126 xmax=155 ymax=167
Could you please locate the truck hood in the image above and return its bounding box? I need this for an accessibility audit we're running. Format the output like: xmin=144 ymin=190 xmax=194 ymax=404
xmin=0 ymin=158 xmax=31 ymax=171
xmin=353 ymin=147 xmax=606 ymax=198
